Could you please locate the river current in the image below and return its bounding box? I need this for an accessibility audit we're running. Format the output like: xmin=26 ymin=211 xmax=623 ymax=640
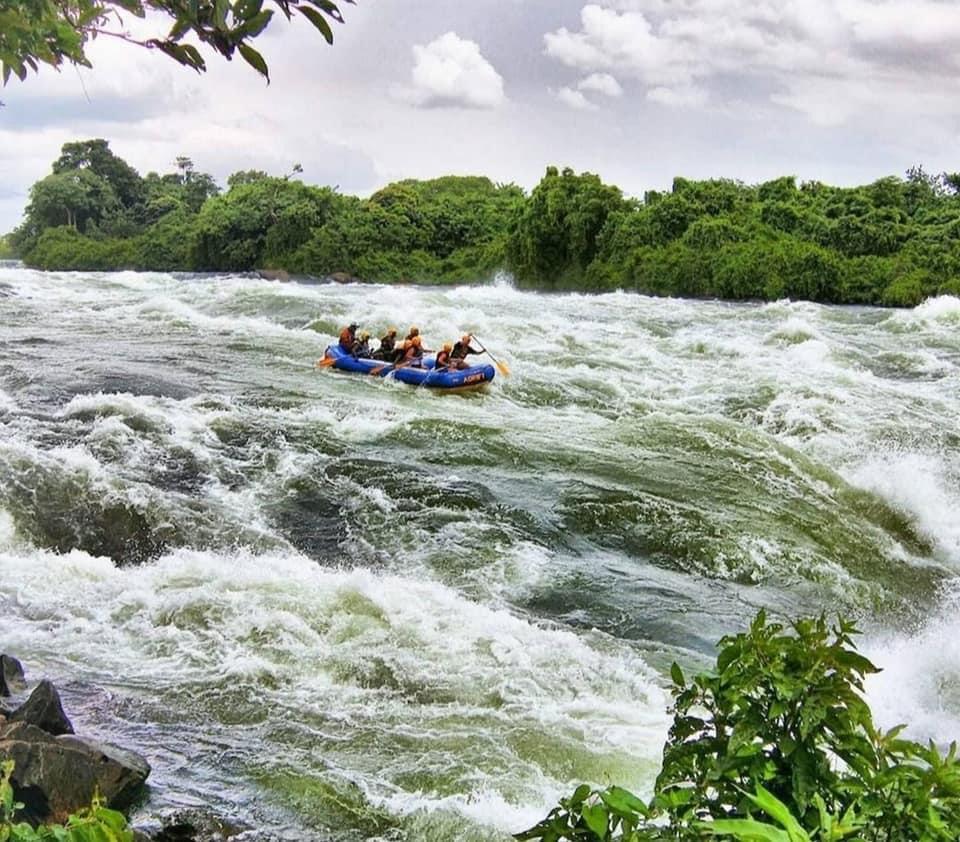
xmin=1 ymin=265 xmax=958 ymax=839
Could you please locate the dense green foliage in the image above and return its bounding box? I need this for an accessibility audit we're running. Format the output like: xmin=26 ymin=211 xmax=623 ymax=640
xmin=505 ymin=166 xmax=630 ymax=287
xmin=12 ymin=140 xmax=524 ymax=283
xmin=286 ymin=176 xmax=525 ymax=282
xmin=0 ymin=234 xmax=13 ymax=259
xmin=506 ymin=166 xmax=960 ymax=305
xmin=12 ymin=141 xmax=960 ymax=305
xmin=517 ymin=611 xmax=960 ymax=841
xmin=1 ymin=760 xmax=133 ymax=841
xmin=0 ymin=0 xmax=352 ymax=85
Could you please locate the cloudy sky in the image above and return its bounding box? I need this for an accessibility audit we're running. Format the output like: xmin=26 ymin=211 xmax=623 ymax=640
xmin=1 ymin=0 xmax=959 ymax=231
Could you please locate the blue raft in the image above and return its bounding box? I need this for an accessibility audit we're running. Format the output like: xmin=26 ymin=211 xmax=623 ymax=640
xmin=323 ymin=344 xmax=496 ymax=392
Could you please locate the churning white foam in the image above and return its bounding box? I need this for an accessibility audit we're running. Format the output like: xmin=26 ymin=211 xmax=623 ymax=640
xmin=0 ymin=508 xmax=18 ymax=550
xmin=0 ymin=543 xmax=670 ymax=829
xmin=914 ymin=294 xmax=960 ymax=322
xmin=845 ymin=452 xmax=960 ymax=565
xmin=865 ymin=587 xmax=960 ymax=744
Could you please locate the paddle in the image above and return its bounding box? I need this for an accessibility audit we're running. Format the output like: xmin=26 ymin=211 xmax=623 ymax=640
xmin=316 ymin=355 xmax=336 ymax=368
xmin=469 ymin=335 xmax=510 ymax=377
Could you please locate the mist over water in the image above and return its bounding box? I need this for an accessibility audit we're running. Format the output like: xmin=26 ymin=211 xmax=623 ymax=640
xmin=1 ymin=266 xmax=959 ymax=839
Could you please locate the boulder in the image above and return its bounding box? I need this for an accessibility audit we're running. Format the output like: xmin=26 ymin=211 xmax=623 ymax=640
xmin=147 ymin=809 xmax=248 ymax=841
xmin=0 ymin=653 xmax=26 ymax=696
xmin=8 ymin=679 xmax=74 ymax=735
xmin=256 ymin=269 xmax=289 ymax=282
xmin=328 ymin=271 xmax=358 ymax=284
xmin=0 ymin=720 xmax=150 ymax=824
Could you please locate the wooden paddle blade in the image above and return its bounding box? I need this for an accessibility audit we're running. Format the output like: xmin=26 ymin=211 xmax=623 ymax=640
xmin=496 ymin=360 xmax=511 ymax=377
xmin=317 ymin=356 xmax=336 ymax=368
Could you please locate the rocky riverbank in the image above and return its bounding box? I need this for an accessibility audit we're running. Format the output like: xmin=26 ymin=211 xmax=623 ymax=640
xmin=1 ymin=653 xmax=252 ymax=841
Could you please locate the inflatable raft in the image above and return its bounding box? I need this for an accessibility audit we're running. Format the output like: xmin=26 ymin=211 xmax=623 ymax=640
xmin=322 ymin=345 xmax=496 ymax=392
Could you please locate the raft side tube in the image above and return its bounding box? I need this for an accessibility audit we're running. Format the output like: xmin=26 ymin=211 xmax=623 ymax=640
xmin=322 ymin=345 xmax=496 ymax=390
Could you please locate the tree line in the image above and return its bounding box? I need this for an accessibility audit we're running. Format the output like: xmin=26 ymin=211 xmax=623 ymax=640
xmin=8 ymin=139 xmax=960 ymax=306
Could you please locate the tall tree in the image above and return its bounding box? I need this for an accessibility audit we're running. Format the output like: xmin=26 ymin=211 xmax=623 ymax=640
xmin=52 ymin=139 xmax=144 ymax=208
xmin=506 ymin=166 xmax=629 ymax=287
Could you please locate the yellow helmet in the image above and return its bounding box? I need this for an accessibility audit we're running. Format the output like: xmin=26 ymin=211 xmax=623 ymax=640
xmin=443 ymin=342 xmax=453 ymax=352
xmin=409 ymin=326 xmax=419 ymax=336
xmin=461 ymin=334 xmax=471 ymax=343
xmin=387 ymin=326 xmax=397 ymax=335
xmin=359 ymin=331 xmax=370 ymax=340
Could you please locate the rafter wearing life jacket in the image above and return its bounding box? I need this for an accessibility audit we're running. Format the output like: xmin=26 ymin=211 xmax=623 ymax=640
xmin=339 ymin=323 xmax=359 ymax=353
xmin=451 ymin=335 xmax=482 ymax=369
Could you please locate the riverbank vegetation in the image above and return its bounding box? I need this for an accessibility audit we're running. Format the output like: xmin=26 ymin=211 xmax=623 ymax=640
xmin=518 ymin=612 xmax=960 ymax=841
xmin=8 ymin=140 xmax=960 ymax=306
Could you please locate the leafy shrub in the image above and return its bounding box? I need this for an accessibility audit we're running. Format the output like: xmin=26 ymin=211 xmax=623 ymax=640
xmin=25 ymin=227 xmax=136 ymax=271
xmin=516 ymin=611 xmax=960 ymax=841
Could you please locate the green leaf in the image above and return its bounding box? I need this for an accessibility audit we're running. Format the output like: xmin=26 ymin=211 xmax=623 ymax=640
xmin=110 ymin=0 xmax=146 ymax=14
xmin=670 ymin=662 xmax=685 ymax=687
xmin=214 ymin=0 xmax=230 ymax=28
xmin=297 ymin=5 xmax=334 ymax=43
xmin=696 ymin=818 xmax=791 ymax=841
xmin=599 ymin=786 xmax=649 ymax=818
xmin=238 ymin=42 xmax=269 ymax=79
xmin=581 ymin=803 xmax=609 ymax=838
xmin=746 ymin=785 xmax=808 ymax=839
xmin=307 ymin=0 xmax=345 ymax=21
xmin=237 ymin=9 xmax=273 ymax=38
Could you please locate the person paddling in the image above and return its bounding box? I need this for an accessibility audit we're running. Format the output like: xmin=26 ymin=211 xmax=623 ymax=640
xmin=393 ymin=326 xmax=422 ymax=363
xmin=339 ymin=322 xmax=358 ymax=353
xmin=396 ymin=335 xmax=430 ymax=368
xmin=352 ymin=330 xmax=372 ymax=358
xmin=434 ymin=342 xmax=453 ymax=370
xmin=450 ymin=334 xmax=482 ymax=369
xmin=373 ymin=327 xmax=398 ymax=361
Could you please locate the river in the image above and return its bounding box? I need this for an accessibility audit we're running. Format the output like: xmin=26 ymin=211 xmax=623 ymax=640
xmin=1 ymin=265 xmax=958 ymax=840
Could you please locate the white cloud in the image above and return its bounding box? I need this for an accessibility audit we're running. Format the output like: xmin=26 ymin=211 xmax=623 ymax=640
xmin=543 ymin=0 xmax=960 ymax=122
xmin=647 ymin=84 xmax=707 ymax=109
xmin=396 ymin=31 xmax=506 ymax=109
xmin=578 ymin=72 xmax=623 ymax=97
xmin=555 ymin=86 xmax=599 ymax=110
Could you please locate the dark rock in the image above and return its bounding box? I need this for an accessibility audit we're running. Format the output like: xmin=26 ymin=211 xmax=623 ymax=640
xmin=0 ymin=720 xmax=150 ymax=824
xmin=146 ymin=809 xmax=248 ymax=841
xmin=256 ymin=269 xmax=289 ymax=282
xmin=8 ymin=679 xmax=74 ymax=735
xmin=0 ymin=653 xmax=26 ymax=696
xmin=328 ymin=271 xmax=357 ymax=284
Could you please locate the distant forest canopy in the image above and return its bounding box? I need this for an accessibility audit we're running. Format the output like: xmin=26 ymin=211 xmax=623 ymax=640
xmin=8 ymin=138 xmax=960 ymax=307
